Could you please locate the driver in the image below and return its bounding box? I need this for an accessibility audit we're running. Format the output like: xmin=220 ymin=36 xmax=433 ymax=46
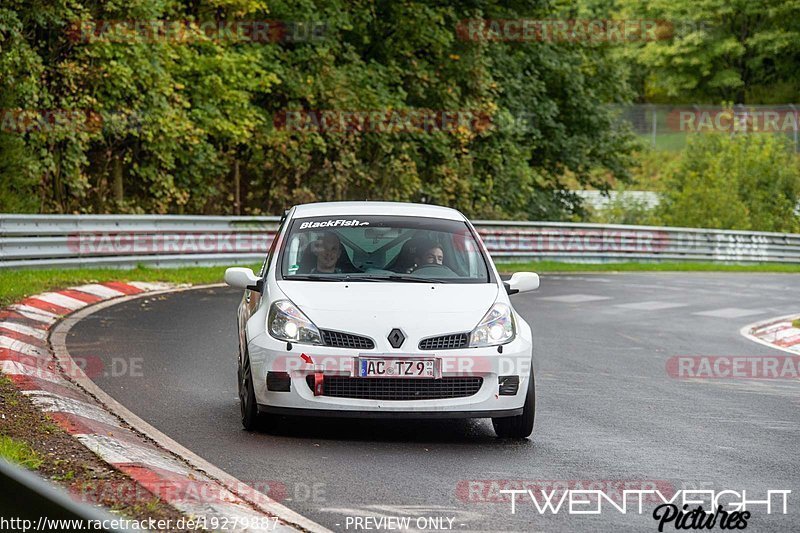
xmin=311 ymin=232 xmax=342 ymax=273
xmin=413 ymin=240 xmax=444 ymax=269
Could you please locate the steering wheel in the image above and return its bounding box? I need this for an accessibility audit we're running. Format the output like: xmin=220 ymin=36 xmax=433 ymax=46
xmin=411 ymin=263 xmax=456 ymax=276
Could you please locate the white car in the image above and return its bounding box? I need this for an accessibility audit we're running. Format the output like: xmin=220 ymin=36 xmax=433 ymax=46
xmin=225 ymin=201 xmax=540 ymax=438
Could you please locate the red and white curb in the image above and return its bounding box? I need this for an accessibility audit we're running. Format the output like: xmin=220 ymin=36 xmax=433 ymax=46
xmin=741 ymin=313 xmax=800 ymax=355
xmin=1 ymin=281 xmax=329 ymax=533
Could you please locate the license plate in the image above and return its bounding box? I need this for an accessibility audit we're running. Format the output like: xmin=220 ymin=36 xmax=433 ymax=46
xmin=359 ymin=358 xmax=435 ymax=378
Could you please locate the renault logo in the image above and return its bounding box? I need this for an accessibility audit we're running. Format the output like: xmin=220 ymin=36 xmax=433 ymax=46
xmin=387 ymin=328 xmax=405 ymax=348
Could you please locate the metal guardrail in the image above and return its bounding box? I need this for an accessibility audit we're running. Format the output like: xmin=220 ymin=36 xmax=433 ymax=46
xmin=1 ymin=214 xmax=800 ymax=268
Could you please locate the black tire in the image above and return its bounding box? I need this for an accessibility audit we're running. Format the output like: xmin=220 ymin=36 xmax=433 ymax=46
xmin=492 ymin=370 xmax=535 ymax=439
xmin=238 ymin=349 xmax=260 ymax=431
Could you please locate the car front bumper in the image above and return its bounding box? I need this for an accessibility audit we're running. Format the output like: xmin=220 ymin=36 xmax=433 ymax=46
xmin=247 ymin=333 xmax=533 ymax=418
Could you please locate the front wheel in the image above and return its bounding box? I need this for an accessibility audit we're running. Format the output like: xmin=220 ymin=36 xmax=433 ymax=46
xmin=238 ymin=350 xmax=260 ymax=431
xmin=492 ymin=370 xmax=535 ymax=439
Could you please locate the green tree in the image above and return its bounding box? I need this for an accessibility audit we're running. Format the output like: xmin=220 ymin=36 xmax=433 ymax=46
xmin=619 ymin=0 xmax=800 ymax=104
xmin=658 ymin=133 xmax=800 ymax=231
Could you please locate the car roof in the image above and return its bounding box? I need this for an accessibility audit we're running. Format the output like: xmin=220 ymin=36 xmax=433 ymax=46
xmin=291 ymin=201 xmax=466 ymax=221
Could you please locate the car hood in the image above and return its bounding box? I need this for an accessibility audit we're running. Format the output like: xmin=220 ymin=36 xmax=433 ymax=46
xmin=276 ymin=281 xmax=499 ymax=350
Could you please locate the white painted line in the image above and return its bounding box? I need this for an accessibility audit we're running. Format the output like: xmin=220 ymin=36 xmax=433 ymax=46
xmin=539 ymin=294 xmax=612 ymax=303
xmin=694 ymin=307 xmax=765 ymax=319
xmin=0 ymin=321 xmax=48 ymax=340
xmin=71 ymin=284 xmax=126 ymax=299
xmin=0 ymin=360 xmax=62 ymax=384
xmin=33 ymin=292 xmax=89 ymax=310
xmin=25 ymin=390 xmax=123 ymax=428
xmin=0 ymin=335 xmax=47 ymax=357
xmin=7 ymin=304 xmax=59 ymax=324
xmin=615 ymin=301 xmax=689 ymax=311
xmin=75 ymin=433 xmax=193 ymax=476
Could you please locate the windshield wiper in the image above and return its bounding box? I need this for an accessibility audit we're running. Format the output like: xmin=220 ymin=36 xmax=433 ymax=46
xmin=284 ymin=275 xmax=344 ymax=282
xmin=342 ymin=274 xmax=442 ymax=283
xmin=385 ymin=274 xmax=447 ymax=283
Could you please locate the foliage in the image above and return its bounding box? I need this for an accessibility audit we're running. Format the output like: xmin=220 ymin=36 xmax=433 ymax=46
xmin=618 ymin=0 xmax=800 ymax=104
xmin=0 ymin=0 xmax=637 ymax=218
xmin=657 ymin=133 xmax=800 ymax=232
xmin=0 ymin=436 xmax=43 ymax=470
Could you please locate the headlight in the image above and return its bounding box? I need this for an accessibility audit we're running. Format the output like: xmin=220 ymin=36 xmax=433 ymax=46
xmin=469 ymin=302 xmax=515 ymax=347
xmin=267 ymin=300 xmax=323 ymax=345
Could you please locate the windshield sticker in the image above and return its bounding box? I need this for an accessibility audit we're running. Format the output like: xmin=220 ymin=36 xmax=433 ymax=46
xmin=299 ymin=219 xmax=370 ymax=230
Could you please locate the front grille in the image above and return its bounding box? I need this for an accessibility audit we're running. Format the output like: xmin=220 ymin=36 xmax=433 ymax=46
xmin=306 ymin=376 xmax=483 ymax=400
xmin=418 ymin=333 xmax=469 ymax=350
xmin=321 ymin=329 xmax=375 ymax=350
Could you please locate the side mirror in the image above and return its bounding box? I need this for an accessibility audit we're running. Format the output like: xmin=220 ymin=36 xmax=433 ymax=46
xmin=225 ymin=267 xmax=262 ymax=292
xmin=504 ymin=272 xmax=539 ymax=295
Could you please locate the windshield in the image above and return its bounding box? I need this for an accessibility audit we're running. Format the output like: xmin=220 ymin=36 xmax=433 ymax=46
xmin=279 ymin=215 xmax=490 ymax=283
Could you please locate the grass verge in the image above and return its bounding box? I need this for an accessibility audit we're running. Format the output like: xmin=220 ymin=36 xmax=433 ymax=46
xmin=0 ymin=435 xmax=43 ymax=470
xmin=0 ymin=264 xmax=259 ymax=307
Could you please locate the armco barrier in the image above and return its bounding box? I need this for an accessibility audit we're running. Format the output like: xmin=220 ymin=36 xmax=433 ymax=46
xmin=1 ymin=214 xmax=800 ymax=268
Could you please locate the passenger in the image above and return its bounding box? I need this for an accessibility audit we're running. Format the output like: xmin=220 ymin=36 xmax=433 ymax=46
xmin=311 ymin=232 xmax=342 ymax=274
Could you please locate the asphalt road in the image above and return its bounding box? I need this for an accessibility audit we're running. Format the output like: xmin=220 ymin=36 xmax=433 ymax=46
xmin=67 ymin=273 xmax=800 ymax=532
